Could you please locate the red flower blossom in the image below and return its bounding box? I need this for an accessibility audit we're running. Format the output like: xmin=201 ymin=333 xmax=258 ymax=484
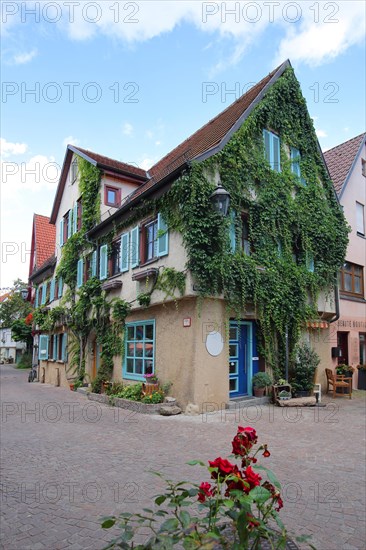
xmin=243 ymin=466 xmax=261 ymax=491
xmin=246 ymin=514 xmax=260 ymax=530
xmin=25 ymin=313 xmax=33 ymax=325
xmin=262 ymin=481 xmax=283 ymax=511
xmin=237 ymin=426 xmax=258 ymax=443
xmin=262 ymin=445 xmax=270 ymax=458
xmin=197 ymin=482 xmax=215 ymax=503
xmin=209 ymin=457 xmax=236 ymax=479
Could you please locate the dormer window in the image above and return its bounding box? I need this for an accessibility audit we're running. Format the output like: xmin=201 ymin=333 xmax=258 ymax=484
xmin=105 ymin=185 xmax=121 ymax=207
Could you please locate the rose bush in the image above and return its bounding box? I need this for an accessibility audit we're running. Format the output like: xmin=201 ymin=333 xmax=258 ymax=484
xmin=101 ymin=426 xmax=311 ymax=549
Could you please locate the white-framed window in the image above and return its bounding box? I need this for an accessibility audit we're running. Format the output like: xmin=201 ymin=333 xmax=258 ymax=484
xmin=356 ymin=202 xmax=365 ymax=235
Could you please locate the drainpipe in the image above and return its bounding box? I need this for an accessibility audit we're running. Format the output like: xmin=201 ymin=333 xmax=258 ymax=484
xmin=328 ymin=281 xmax=340 ymax=324
xmin=285 ymin=326 xmax=289 ymax=382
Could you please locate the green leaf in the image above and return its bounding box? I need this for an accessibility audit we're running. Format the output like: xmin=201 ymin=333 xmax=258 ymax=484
xmin=254 ymin=465 xmax=281 ymax=489
xmin=186 ymin=460 xmax=205 ymax=466
xmin=223 ymin=499 xmax=235 ymax=508
xmin=160 ymin=518 xmax=179 ymax=533
xmin=155 ymin=495 xmax=167 ymax=506
xmin=101 ymin=518 xmax=116 ymax=529
xmin=179 ymin=510 xmax=191 ymax=528
xmin=249 ymin=486 xmax=272 ymax=504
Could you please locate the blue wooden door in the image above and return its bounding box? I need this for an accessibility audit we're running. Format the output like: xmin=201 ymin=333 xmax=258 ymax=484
xmin=229 ymin=322 xmax=249 ymax=397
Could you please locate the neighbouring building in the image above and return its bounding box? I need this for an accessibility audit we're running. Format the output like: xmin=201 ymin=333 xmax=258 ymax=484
xmin=28 ymin=214 xmax=56 ymax=366
xmin=323 ymin=133 xmax=366 ymax=388
xmin=0 ymin=294 xmax=27 ymax=363
xmin=32 ymin=60 xmax=349 ymax=410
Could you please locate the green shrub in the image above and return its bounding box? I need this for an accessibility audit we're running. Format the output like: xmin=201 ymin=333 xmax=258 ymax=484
xmin=16 ymin=353 xmax=32 ymax=369
xmin=252 ymin=372 xmax=272 ymax=388
xmin=141 ymin=391 xmax=165 ymax=404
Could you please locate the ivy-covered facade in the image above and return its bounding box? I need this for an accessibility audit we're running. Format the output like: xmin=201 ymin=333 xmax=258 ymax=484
xmin=32 ymin=60 xmax=348 ymax=410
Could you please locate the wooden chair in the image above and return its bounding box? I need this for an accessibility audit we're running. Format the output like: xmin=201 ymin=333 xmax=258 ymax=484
xmin=325 ymin=368 xmax=352 ymax=399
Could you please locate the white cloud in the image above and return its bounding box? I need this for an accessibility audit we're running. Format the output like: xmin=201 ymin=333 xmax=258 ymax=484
xmin=274 ymin=1 xmax=365 ymax=67
xmin=139 ymin=157 xmax=157 ymax=171
xmin=12 ymin=49 xmax=38 ymax=65
xmin=0 ymin=138 xmax=28 ymax=158
xmin=1 ymin=154 xmax=60 ymax=201
xmin=62 ymin=136 xmax=79 ymax=147
xmin=155 ymin=141 xmax=161 ymax=146
xmin=122 ymin=123 xmax=133 ymax=136
xmin=316 ymin=129 xmax=327 ymax=138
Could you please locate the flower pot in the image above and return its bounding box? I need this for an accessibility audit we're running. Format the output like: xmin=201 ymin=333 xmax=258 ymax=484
xmin=69 ymin=384 xmax=74 ymax=391
xmin=142 ymin=382 xmax=159 ymax=396
xmin=253 ymin=387 xmax=265 ymax=397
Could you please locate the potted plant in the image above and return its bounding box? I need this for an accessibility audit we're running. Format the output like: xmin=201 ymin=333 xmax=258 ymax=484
xmin=357 ymin=364 xmax=366 ymax=390
xmin=278 ymin=390 xmax=292 ymax=400
xmin=291 ymin=342 xmax=320 ymax=397
xmin=335 ymin=364 xmax=354 ymax=378
xmin=252 ymin=372 xmax=272 ymax=397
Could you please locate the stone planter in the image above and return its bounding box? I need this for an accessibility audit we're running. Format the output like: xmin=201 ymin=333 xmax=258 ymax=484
xmin=86 ymin=392 xmax=178 ymax=414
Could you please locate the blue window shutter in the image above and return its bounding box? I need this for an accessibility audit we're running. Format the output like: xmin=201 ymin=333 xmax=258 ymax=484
xmin=60 ymin=219 xmax=64 ymax=247
xmin=41 ymin=282 xmax=47 ymax=305
xmin=272 ymin=134 xmax=280 ymax=172
xmin=120 ymin=233 xmax=129 ymax=272
xmin=62 ymin=333 xmax=68 ymax=362
xmin=263 ymin=129 xmax=271 ymax=165
xmin=229 ymin=211 xmax=236 ymax=252
xmin=58 ymin=277 xmax=63 ymax=298
xmin=77 ymin=258 xmax=84 ymax=288
xmin=130 ymin=226 xmax=139 ymax=268
xmin=91 ymin=251 xmax=97 ymax=277
xmin=67 ymin=211 xmax=72 ymax=239
xmin=50 ymin=279 xmax=55 ymax=302
xmin=99 ymin=244 xmax=108 ymax=280
xmin=39 ymin=335 xmax=49 ymax=360
xmin=157 ymin=213 xmax=169 ymax=257
xmin=73 ymin=204 xmax=78 ymax=234
xmin=35 ymin=287 xmax=39 ymax=308
xmin=53 ymin=335 xmax=58 ymax=361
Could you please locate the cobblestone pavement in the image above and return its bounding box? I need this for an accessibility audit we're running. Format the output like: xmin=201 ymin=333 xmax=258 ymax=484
xmin=1 ymin=365 xmax=365 ymax=550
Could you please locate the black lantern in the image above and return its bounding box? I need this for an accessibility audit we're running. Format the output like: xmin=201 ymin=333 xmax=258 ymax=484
xmin=209 ymin=184 xmax=230 ymax=216
xmin=20 ymin=288 xmax=28 ymax=301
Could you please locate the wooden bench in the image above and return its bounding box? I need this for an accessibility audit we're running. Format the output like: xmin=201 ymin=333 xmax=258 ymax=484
xmin=325 ymin=368 xmax=352 ymax=399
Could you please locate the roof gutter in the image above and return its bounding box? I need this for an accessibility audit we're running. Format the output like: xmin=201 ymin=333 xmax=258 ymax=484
xmin=29 ymin=257 xmax=56 ymax=282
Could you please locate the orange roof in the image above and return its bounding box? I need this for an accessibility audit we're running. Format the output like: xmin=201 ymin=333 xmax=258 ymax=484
xmin=75 ymin=147 xmax=148 ymax=180
xmin=324 ymin=133 xmax=365 ymax=196
xmin=0 ymin=293 xmax=10 ymax=303
xmin=33 ymin=214 xmax=56 ymax=269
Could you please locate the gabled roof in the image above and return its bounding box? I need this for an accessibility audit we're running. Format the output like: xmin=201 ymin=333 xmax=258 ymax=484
xmin=29 ymin=215 xmax=56 ymax=277
xmin=109 ymin=59 xmax=291 ymax=209
xmin=33 ymin=214 xmax=56 ymax=265
xmin=323 ymin=133 xmax=365 ymax=197
xmin=50 ymin=146 xmax=148 ymax=223
xmin=0 ymin=293 xmax=10 ymax=303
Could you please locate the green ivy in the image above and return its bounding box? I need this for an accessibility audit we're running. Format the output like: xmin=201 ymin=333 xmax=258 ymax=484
xmin=160 ymin=67 xmax=349 ymax=374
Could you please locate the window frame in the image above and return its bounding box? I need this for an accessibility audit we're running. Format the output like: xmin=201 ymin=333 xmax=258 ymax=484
xmin=109 ymin=238 xmax=121 ymax=277
xmin=104 ymin=185 xmax=121 ymax=208
xmin=356 ymin=202 xmax=365 ymax=236
xmin=339 ymin=262 xmax=364 ymax=298
xmin=123 ymin=320 xmax=155 ymax=381
xmin=140 ymin=217 xmax=158 ymax=265
xmin=70 ymin=158 xmax=78 ymax=183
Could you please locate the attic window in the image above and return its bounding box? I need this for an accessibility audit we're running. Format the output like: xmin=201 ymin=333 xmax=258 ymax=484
xmin=105 ymin=185 xmax=121 ymax=207
xmin=70 ymin=159 xmax=78 ymax=183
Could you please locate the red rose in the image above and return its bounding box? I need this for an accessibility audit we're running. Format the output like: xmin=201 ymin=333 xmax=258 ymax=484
xmin=197 ymin=482 xmax=215 ymax=503
xmin=237 ymin=426 xmax=258 ymax=443
xmin=246 ymin=513 xmax=260 ymax=530
xmin=225 ymin=472 xmax=247 ymax=497
xmin=25 ymin=313 xmax=33 ymax=325
xmin=209 ymin=457 xmax=236 ymax=479
xmin=243 ymin=466 xmax=261 ymax=491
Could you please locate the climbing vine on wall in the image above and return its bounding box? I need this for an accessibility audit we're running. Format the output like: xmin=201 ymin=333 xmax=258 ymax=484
xmin=159 ymin=67 xmax=349 ymax=374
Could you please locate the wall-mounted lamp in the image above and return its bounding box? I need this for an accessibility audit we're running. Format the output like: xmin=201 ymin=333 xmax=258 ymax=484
xmin=209 ymin=184 xmax=230 ymax=217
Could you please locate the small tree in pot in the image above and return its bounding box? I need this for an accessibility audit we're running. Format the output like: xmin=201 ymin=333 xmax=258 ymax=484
xmin=252 ymin=372 xmax=272 ymax=397
xmin=291 ymin=342 xmax=320 ymax=397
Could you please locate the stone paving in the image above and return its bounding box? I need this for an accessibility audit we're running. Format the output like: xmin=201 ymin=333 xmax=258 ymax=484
xmin=1 ymin=364 xmax=365 ymax=550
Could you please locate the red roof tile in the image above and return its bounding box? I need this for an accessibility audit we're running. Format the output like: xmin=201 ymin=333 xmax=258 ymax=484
xmin=323 ymin=133 xmax=365 ymax=196
xmin=126 ymin=62 xmax=286 ymax=203
xmin=34 ymin=214 xmax=56 ymax=269
xmin=74 ymin=147 xmax=148 ymax=180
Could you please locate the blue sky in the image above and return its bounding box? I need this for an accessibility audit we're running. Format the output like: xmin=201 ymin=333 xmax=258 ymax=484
xmin=1 ymin=0 xmax=365 ymax=288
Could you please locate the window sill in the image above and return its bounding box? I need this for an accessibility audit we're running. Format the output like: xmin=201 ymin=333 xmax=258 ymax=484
xmin=356 ymin=232 xmax=366 ymax=239
xmin=123 ymin=373 xmax=146 ymax=382
xmin=138 ymin=257 xmax=159 ymax=269
xmin=102 ymin=279 xmax=123 ymax=292
xmin=132 ymin=267 xmax=159 ymax=282
xmin=340 ymin=294 xmax=366 ymax=303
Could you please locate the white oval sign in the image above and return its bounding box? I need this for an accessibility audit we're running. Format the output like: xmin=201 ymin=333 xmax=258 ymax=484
xmin=206 ymin=332 xmax=224 ymax=357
